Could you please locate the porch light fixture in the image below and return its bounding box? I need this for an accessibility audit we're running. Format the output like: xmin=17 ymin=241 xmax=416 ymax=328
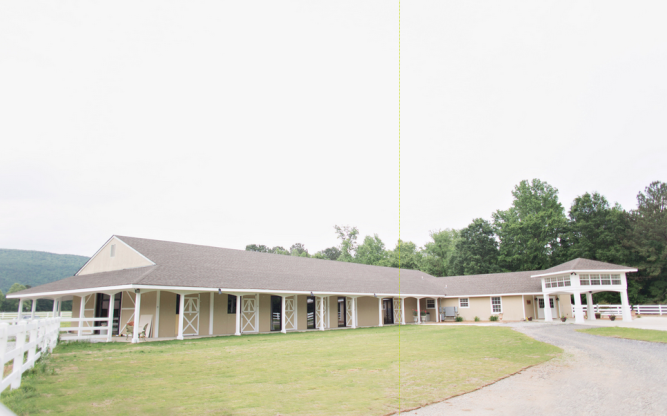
xmin=135 ymin=289 xmax=140 ymax=294
xmin=218 ymin=288 xmax=222 ymax=295
xmin=571 ymin=272 xmax=576 ymax=276
xmin=310 ymin=291 xmax=314 ymax=297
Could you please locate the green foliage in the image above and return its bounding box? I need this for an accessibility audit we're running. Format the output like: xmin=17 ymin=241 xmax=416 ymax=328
xmin=626 ymin=181 xmax=667 ymax=274
xmin=354 ymin=234 xmax=388 ymax=265
xmin=334 ymin=225 xmax=359 ymax=262
xmin=289 ymin=243 xmax=309 ymax=257
xmin=455 ymin=316 xmax=463 ymax=322
xmin=381 ymin=240 xmax=422 ymax=270
xmin=245 ymin=244 xmax=290 ymax=255
xmin=489 ymin=315 xmax=499 ymax=322
xmin=0 ymin=249 xmax=88 ymax=293
xmin=421 ymin=229 xmax=459 ymax=277
xmin=451 ymin=219 xmax=501 ymax=275
xmin=312 ymin=247 xmax=341 ymax=261
xmin=474 ymin=316 xmax=480 ymax=322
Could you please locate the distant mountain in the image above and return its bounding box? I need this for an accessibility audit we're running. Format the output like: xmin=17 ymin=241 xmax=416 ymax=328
xmin=0 ymin=249 xmax=89 ymax=293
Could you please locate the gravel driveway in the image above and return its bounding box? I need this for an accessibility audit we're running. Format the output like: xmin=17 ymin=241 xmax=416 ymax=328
xmin=412 ymin=322 xmax=667 ymax=416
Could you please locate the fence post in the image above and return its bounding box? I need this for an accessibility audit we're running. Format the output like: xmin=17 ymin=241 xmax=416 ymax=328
xmin=27 ymin=321 xmax=37 ymax=369
xmin=10 ymin=321 xmax=27 ymax=390
xmin=661 ymin=305 xmax=664 ymax=316
xmin=0 ymin=323 xmax=7 ymax=378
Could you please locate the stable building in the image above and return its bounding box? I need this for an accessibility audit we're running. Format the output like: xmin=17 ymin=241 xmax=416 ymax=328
xmin=8 ymin=236 xmax=637 ymax=342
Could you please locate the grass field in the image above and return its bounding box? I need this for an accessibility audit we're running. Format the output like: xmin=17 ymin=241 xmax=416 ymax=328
xmin=1 ymin=325 xmax=560 ymax=416
xmin=578 ymin=327 xmax=667 ymax=344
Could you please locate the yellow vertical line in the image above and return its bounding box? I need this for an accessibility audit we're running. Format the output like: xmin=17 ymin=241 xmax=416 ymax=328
xmin=397 ymin=0 xmax=401 ymax=415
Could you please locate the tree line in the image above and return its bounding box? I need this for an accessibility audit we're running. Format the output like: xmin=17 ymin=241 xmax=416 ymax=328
xmin=247 ymin=179 xmax=667 ymax=304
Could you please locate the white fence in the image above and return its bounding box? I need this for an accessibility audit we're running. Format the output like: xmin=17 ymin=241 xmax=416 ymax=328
xmin=0 ymin=318 xmax=60 ymax=392
xmin=0 ymin=312 xmax=72 ymax=320
xmin=573 ymin=304 xmax=667 ymax=316
xmin=59 ymin=317 xmax=111 ymax=342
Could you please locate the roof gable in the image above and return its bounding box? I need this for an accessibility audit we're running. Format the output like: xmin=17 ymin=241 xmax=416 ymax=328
xmin=77 ymin=236 xmax=155 ymax=276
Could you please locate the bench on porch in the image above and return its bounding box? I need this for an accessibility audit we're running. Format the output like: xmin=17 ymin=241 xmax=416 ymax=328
xmin=440 ymin=306 xmax=458 ymax=321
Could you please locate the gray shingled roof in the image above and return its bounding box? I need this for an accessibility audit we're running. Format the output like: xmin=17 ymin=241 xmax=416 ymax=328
xmin=11 ymin=236 xmax=444 ymax=297
xmin=437 ymin=270 xmax=541 ymax=296
xmin=532 ymin=258 xmax=637 ymax=276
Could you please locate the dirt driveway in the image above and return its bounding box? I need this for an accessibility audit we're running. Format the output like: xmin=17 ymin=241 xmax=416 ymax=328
xmin=412 ymin=322 xmax=667 ymax=416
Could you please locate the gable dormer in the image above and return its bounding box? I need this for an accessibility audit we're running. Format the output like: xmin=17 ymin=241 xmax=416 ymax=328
xmin=77 ymin=236 xmax=154 ymax=276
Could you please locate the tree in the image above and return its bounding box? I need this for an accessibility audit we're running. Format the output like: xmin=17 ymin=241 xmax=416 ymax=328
xmin=451 ymin=219 xmax=502 ymax=275
xmin=381 ymin=240 xmax=422 ymax=270
xmin=290 ymin=243 xmax=309 ymax=257
xmin=421 ymin=229 xmax=459 ymax=277
xmin=334 ymin=225 xmax=359 ymax=262
xmin=566 ymin=192 xmax=629 ymax=263
xmin=245 ymin=244 xmax=270 ymax=253
xmin=493 ymin=179 xmax=568 ymax=271
xmin=312 ymin=247 xmax=341 ymax=261
xmin=354 ymin=235 xmax=388 ymax=265
xmin=625 ymin=181 xmax=667 ymax=303
xmin=4 ymin=283 xmax=29 ymax=312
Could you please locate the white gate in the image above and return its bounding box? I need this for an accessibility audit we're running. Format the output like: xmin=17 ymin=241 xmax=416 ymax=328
xmin=242 ymin=296 xmax=258 ymax=333
xmin=183 ymin=294 xmax=200 ymax=336
xmin=393 ymin=298 xmax=402 ymax=324
xmin=315 ymin=297 xmax=328 ymax=329
xmin=284 ymin=296 xmax=297 ymax=331
xmin=346 ymin=297 xmax=354 ymax=327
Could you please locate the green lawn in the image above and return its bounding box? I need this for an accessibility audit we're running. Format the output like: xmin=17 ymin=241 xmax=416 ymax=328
xmin=2 ymin=325 xmax=560 ymax=416
xmin=578 ymin=327 xmax=667 ymax=344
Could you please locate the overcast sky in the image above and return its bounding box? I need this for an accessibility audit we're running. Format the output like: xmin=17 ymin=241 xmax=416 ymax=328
xmin=1 ymin=1 xmax=666 ymax=257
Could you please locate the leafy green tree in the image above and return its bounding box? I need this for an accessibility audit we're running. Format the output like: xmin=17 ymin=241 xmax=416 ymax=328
xmin=566 ymin=192 xmax=629 ymax=263
xmin=451 ymin=219 xmax=502 ymax=275
xmin=421 ymin=229 xmax=459 ymax=277
xmin=270 ymin=246 xmax=290 ymax=255
xmin=625 ymin=181 xmax=667 ymax=303
xmin=312 ymin=247 xmax=341 ymax=261
xmin=354 ymin=235 xmax=388 ymax=265
xmin=381 ymin=240 xmax=422 ymax=270
xmin=290 ymin=243 xmax=309 ymax=257
xmin=4 ymin=283 xmax=29 ymax=312
xmin=493 ymin=179 xmax=568 ymax=271
xmin=334 ymin=225 xmax=359 ymax=262
xmin=245 ymin=244 xmax=270 ymax=253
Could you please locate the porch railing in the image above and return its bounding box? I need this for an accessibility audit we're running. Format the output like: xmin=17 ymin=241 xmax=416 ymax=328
xmin=59 ymin=317 xmax=112 ymax=341
xmin=0 ymin=312 xmax=72 ymax=321
xmin=572 ymin=304 xmax=667 ymax=316
xmin=0 ymin=318 xmax=60 ymax=392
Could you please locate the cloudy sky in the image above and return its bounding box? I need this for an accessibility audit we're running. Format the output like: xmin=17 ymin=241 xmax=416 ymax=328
xmin=1 ymin=1 xmax=666 ymax=257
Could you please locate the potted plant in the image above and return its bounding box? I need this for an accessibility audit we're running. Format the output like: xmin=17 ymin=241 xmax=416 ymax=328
xmin=609 ymin=314 xmax=616 ymax=321
xmin=412 ymin=310 xmax=418 ymax=323
xmin=560 ymin=316 xmax=567 ymax=322
xmin=528 ymin=316 xmax=533 ymax=321
xmin=595 ymin=313 xmax=601 ymax=319
xmin=420 ymin=310 xmax=427 ymax=322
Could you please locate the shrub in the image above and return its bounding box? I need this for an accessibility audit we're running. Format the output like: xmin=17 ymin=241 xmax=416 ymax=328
xmin=474 ymin=316 xmax=480 ymax=322
xmin=489 ymin=316 xmax=499 ymax=322
xmin=455 ymin=316 xmax=463 ymax=322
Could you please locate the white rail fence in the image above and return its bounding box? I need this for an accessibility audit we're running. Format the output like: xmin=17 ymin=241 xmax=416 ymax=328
xmin=0 ymin=316 xmax=112 ymax=393
xmin=0 ymin=312 xmax=72 ymax=320
xmin=0 ymin=318 xmax=60 ymax=392
xmin=573 ymin=304 xmax=667 ymax=316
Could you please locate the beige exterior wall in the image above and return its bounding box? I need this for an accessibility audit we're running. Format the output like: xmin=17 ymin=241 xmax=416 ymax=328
xmin=78 ymin=236 xmax=153 ymax=276
xmin=404 ymin=297 xmax=418 ymax=323
xmin=356 ymin=296 xmax=379 ymax=327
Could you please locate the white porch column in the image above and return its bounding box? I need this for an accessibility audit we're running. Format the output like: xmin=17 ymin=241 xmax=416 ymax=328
xmin=234 ymin=295 xmax=241 ymax=336
xmin=30 ymin=299 xmax=37 ymax=319
xmin=132 ymin=291 xmax=142 ymax=343
xmin=586 ymin=292 xmax=596 ymax=321
xmin=542 ymin=294 xmax=553 ymax=322
xmin=620 ymin=290 xmax=632 ymax=322
xmin=351 ymin=297 xmax=357 ymax=329
xmin=281 ymin=296 xmax=286 ymax=334
xmin=52 ymin=298 xmax=58 ymax=316
xmin=209 ymin=292 xmax=214 ymax=335
xmin=521 ymin=295 xmax=526 ymax=320
xmin=177 ymin=293 xmax=186 ymax=340
xmin=107 ymin=293 xmax=115 ymax=342
xmin=17 ymin=299 xmax=24 ymax=320
xmin=78 ymin=295 xmax=86 ymax=338
xmin=318 ymin=296 xmax=325 ymax=331
xmin=401 ymin=297 xmax=406 ymax=324
xmin=155 ymin=291 xmax=161 ymax=338
xmin=435 ymin=298 xmax=440 ymax=323
xmin=378 ymin=297 xmax=383 ymax=327
xmin=417 ymin=298 xmax=421 ymax=324
xmin=572 ymin=292 xmax=585 ymax=324
xmin=255 ymin=294 xmax=259 ymax=332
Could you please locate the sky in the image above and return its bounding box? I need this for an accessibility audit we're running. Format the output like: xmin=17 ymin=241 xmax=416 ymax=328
xmin=1 ymin=1 xmax=666 ymax=257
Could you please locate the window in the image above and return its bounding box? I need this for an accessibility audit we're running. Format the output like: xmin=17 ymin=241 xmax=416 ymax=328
xmin=426 ymin=299 xmax=435 ymax=309
xmin=110 ymin=244 xmax=116 ymax=257
xmin=580 ymin=274 xmax=590 ymax=285
xmin=600 ymin=274 xmax=611 ymax=285
xmin=459 ymin=298 xmax=469 ymax=308
xmin=611 ymin=274 xmax=621 ymax=285
xmin=590 ymin=274 xmax=601 ymax=285
xmin=544 ymin=276 xmax=570 ymax=288
xmin=227 ymin=295 xmax=237 ymax=314
xmin=491 ymin=297 xmax=502 ymax=313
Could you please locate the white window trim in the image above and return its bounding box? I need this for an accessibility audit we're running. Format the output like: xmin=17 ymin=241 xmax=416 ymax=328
xmin=490 ymin=296 xmax=502 ymax=314
xmin=459 ymin=298 xmax=469 ymax=308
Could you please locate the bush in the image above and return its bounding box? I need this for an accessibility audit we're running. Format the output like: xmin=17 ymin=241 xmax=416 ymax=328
xmin=489 ymin=315 xmax=499 ymax=322
xmin=455 ymin=316 xmax=463 ymax=322
xmin=474 ymin=316 xmax=480 ymax=322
